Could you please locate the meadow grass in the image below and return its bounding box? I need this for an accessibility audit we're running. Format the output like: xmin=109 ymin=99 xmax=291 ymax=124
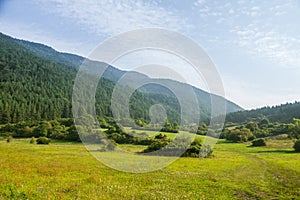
xmin=123 ymin=127 xmax=178 ymax=139
xmin=0 ymin=138 xmax=299 ymax=199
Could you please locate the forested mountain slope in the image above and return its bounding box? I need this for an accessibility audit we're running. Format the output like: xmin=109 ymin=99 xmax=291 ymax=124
xmin=15 ymin=33 xmax=242 ymax=115
xmin=0 ymin=32 xmax=242 ymax=124
xmin=226 ymin=101 xmax=300 ymax=123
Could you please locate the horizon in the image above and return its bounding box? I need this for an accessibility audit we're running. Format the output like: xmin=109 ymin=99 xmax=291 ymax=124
xmin=1 ymin=0 xmax=299 ymax=109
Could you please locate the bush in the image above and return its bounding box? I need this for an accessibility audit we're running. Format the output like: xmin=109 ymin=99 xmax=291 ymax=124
xmin=98 ymin=139 xmax=116 ymax=152
xmin=251 ymin=138 xmax=266 ymax=147
xmin=198 ymin=145 xmax=213 ymax=158
xmin=6 ymin=136 xmax=13 ymax=143
xmin=293 ymin=140 xmax=300 ymax=152
xmin=154 ymin=133 xmax=168 ymax=140
xmin=30 ymin=137 xmax=36 ymax=144
xmin=143 ymin=140 xmax=169 ymax=153
xmin=226 ymin=128 xmax=254 ymax=143
xmin=36 ymin=137 xmax=51 ymax=144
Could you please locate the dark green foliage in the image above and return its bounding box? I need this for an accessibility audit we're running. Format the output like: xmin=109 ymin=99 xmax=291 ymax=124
xmin=30 ymin=137 xmax=36 ymax=144
xmin=288 ymin=119 xmax=300 ymax=139
xmin=226 ymin=101 xmax=300 ymax=124
xmin=160 ymin=120 xmax=179 ymax=133
xmin=0 ymin=32 xmax=242 ymax=127
xmin=154 ymin=133 xmax=167 ymax=140
xmin=0 ymin=33 xmax=180 ymax=125
xmin=196 ymin=123 xmax=208 ymax=135
xmin=143 ymin=140 xmax=169 ymax=153
xmin=36 ymin=137 xmax=51 ymax=144
xmin=105 ymin=125 xmax=155 ymax=145
xmin=6 ymin=136 xmax=13 ymax=143
xmin=245 ymin=121 xmax=258 ymax=132
xmin=293 ymin=140 xmax=300 ymax=152
xmin=198 ymin=145 xmax=213 ymax=158
xmin=251 ymin=138 xmax=266 ymax=147
xmin=143 ymin=136 xmax=206 ymax=158
xmin=225 ymin=127 xmax=254 ymax=142
xmin=258 ymin=118 xmax=270 ymax=129
xmin=183 ymin=137 xmax=203 ymax=157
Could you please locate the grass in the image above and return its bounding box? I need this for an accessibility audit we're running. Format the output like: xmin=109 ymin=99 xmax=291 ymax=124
xmin=0 ymin=138 xmax=299 ymax=199
xmin=123 ymin=127 xmax=178 ymax=139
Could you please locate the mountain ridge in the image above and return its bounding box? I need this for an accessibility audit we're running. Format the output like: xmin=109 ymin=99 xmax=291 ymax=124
xmin=0 ymin=32 xmax=243 ymax=124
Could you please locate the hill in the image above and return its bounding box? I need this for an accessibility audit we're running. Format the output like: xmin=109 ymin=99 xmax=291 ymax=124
xmin=226 ymin=101 xmax=300 ymax=123
xmin=0 ymin=32 xmax=242 ymax=124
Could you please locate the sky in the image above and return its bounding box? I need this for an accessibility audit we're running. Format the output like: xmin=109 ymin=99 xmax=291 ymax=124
xmin=0 ymin=0 xmax=300 ymax=109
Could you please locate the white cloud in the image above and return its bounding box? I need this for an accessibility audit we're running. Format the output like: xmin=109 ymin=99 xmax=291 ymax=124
xmin=193 ymin=0 xmax=300 ymax=69
xmin=36 ymin=0 xmax=191 ymax=37
xmin=231 ymin=25 xmax=300 ymax=68
xmin=194 ymin=0 xmax=206 ymax=6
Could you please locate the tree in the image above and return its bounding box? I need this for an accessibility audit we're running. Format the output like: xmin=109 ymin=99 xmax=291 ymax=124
xmin=227 ymin=127 xmax=254 ymax=142
xmin=293 ymin=140 xmax=300 ymax=152
xmin=245 ymin=121 xmax=258 ymax=132
xmin=198 ymin=145 xmax=213 ymax=158
xmin=197 ymin=123 xmax=208 ymax=135
xmin=36 ymin=137 xmax=51 ymax=144
xmin=6 ymin=136 xmax=13 ymax=143
xmin=251 ymin=138 xmax=266 ymax=147
xmin=259 ymin=118 xmax=270 ymax=128
xmin=288 ymin=118 xmax=300 ymax=139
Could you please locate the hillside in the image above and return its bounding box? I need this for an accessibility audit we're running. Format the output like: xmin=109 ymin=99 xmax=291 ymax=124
xmin=0 ymin=33 xmax=157 ymax=123
xmin=226 ymin=101 xmax=300 ymax=123
xmin=0 ymin=32 xmax=242 ymax=124
xmin=14 ymin=33 xmax=242 ymax=115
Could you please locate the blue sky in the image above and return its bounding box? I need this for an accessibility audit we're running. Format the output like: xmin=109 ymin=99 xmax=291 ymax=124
xmin=1 ymin=0 xmax=300 ymax=109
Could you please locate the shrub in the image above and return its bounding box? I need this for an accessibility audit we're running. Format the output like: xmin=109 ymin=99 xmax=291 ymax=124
xmin=98 ymin=139 xmax=116 ymax=152
xmin=199 ymin=145 xmax=213 ymax=158
xmin=251 ymin=138 xmax=266 ymax=147
xmin=293 ymin=140 xmax=300 ymax=152
xmin=143 ymin=140 xmax=169 ymax=153
xmin=6 ymin=136 xmax=13 ymax=143
xmin=191 ymin=137 xmax=202 ymax=146
xmin=36 ymin=137 xmax=51 ymax=144
xmin=227 ymin=128 xmax=253 ymax=142
xmin=30 ymin=137 xmax=36 ymax=144
xmin=155 ymin=133 xmax=168 ymax=140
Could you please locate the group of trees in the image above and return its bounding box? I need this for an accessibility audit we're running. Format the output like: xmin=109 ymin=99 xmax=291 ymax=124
xmin=0 ymin=115 xmax=214 ymax=157
xmin=226 ymin=101 xmax=300 ymax=124
xmin=143 ymin=135 xmax=212 ymax=158
xmin=221 ymin=117 xmax=300 ymax=152
xmin=221 ymin=117 xmax=299 ymax=143
xmin=0 ymin=33 xmax=186 ymax=128
xmin=0 ymin=118 xmax=80 ymax=142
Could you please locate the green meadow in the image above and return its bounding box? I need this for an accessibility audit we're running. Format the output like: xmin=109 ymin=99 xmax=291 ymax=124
xmin=0 ymin=137 xmax=299 ymax=199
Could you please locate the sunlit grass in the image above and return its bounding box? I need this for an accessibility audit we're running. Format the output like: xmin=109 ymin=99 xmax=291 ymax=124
xmin=0 ymin=138 xmax=299 ymax=199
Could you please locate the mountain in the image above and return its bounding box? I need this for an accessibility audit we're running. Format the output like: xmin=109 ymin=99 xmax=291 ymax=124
xmin=15 ymin=34 xmax=242 ymax=114
xmin=226 ymin=101 xmax=300 ymax=123
xmin=0 ymin=32 xmax=242 ymax=124
xmin=0 ymin=32 xmax=173 ymax=124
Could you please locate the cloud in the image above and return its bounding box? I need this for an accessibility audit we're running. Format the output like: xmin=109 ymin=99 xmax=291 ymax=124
xmin=193 ymin=0 xmax=300 ymax=69
xmin=231 ymin=25 xmax=300 ymax=68
xmin=35 ymin=0 xmax=191 ymax=37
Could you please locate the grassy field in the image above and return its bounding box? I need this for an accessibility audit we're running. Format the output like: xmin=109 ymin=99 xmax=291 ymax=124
xmin=0 ymin=138 xmax=299 ymax=199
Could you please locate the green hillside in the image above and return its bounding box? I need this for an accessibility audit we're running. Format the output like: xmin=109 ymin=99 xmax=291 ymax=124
xmin=226 ymin=101 xmax=300 ymax=123
xmin=0 ymin=32 xmax=242 ymax=125
xmin=0 ymin=33 xmax=167 ymax=123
